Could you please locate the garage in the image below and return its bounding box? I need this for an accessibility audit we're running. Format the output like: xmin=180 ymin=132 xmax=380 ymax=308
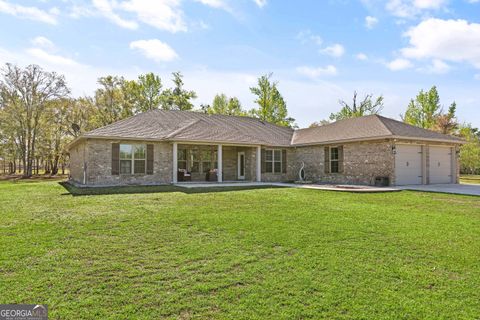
xmin=429 ymin=146 xmax=453 ymax=184
xmin=395 ymin=145 xmax=423 ymax=185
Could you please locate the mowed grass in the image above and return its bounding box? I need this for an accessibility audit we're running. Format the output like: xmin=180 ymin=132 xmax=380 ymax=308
xmin=0 ymin=181 xmax=479 ymax=320
xmin=461 ymin=175 xmax=480 ymax=184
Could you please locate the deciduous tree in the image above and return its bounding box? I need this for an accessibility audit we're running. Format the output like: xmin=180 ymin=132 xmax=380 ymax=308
xmin=329 ymin=91 xmax=384 ymax=121
xmin=249 ymin=73 xmax=295 ymax=127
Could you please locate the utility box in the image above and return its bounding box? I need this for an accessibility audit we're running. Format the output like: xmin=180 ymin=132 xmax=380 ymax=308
xmin=375 ymin=176 xmax=390 ymax=187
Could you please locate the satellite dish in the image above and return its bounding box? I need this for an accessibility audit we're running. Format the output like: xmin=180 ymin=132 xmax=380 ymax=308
xmin=72 ymin=123 xmax=80 ymax=133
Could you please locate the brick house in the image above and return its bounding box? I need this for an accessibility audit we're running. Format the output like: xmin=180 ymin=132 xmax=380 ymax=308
xmin=67 ymin=110 xmax=463 ymax=187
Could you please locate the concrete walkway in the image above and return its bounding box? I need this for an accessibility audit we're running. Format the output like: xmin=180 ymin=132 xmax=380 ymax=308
xmin=397 ymin=183 xmax=480 ymax=196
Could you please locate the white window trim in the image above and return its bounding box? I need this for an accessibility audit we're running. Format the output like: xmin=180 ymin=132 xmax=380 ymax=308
xmin=329 ymin=146 xmax=339 ymax=174
xmin=265 ymin=148 xmax=282 ymax=174
xmin=120 ymin=144 xmax=146 ymax=175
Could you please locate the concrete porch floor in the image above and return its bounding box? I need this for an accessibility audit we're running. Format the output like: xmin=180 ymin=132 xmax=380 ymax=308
xmin=174 ymin=181 xmax=399 ymax=193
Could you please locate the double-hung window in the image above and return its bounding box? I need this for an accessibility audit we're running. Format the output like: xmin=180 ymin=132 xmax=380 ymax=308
xmin=330 ymin=147 xmax=339 ymax=173
xmin=178 ymin=149 xmax=187 ymax=170
xmin=265 ymin=149 xmax=282 ymax=174
xmin=119 ymin=144 xmax=146 ymax=174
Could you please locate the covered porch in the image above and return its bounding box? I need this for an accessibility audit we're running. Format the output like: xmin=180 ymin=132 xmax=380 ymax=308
xmin=172 ymin=142 xmax=261 ymax=183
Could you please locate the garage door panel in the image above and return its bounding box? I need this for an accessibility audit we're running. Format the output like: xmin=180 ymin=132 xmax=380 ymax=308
xmin=429 ymin=146 xmax=452 ymax=184
xmin=395 ymin=145 xmax=423 ymax=186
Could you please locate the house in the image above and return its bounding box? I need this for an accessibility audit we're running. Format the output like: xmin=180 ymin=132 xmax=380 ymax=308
xmin=67 ymin=110 xmax=463 ymax=187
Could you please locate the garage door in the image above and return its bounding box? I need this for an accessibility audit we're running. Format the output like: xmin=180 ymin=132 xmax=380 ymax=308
xmin=429 ymin=146 xmax=453 ymax=184
xmin=395 ymin=145 xmax=423 ymax=185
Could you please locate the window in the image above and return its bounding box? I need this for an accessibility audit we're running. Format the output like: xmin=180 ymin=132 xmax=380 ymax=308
xmin=201 ymin=150 xmax=212 ymax=173
xmin=119 ymin=144 xmax=146 ymax=174
xmin=190 ymin=149 xmax=200 ymax=173
xmin=330 ymin=147 xmax=339 ymax=173
xmin=265 ymin=149 xmax=282 ymax=174
xmin=178 ymin=149 xmax=187 ymax=170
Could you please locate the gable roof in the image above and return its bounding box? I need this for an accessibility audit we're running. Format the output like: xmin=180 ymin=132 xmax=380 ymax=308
xmin=291 ymin=114 xmax=463 ymax=145
xmin=83 ymin=109 xmax=294 ymax=146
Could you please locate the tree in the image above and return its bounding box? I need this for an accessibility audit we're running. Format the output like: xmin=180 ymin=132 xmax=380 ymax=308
xmin=329 ymin=91 xmax=384 ymax=121
xmin=204 ymin=93 xmax=246 ymax=116
xmin=249 ymin=73 xmax=295 ymax=127
xmin=64 ymin=97 xmax=96 ymax=137
xmin=123 ymin=73 xmax=163 ymax=113
xmin=92 ymin=76 xmax=133 ymax=127
xmin=434 ymin=102 xmax=458 ymax=134
xmin=309 ymin=119 xmax=330 ymax=127
xmin=402 ymin=86 xmax=441 ymax=129
xmin=0 ymin=64 xmax=70 ymax=177
xmin=160 ymin=72 xmax=197 ymax=111
xmin=458 ymin=124 xmax=480 ymax=174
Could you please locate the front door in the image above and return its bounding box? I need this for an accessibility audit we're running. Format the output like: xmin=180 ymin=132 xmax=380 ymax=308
xmin=237 ymin=152 xmax=245 ymax=180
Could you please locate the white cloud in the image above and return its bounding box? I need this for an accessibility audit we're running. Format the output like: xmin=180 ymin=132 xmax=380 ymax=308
xmin=356 ymin=53 xmax=368 ymax=60
xmin=386 ymin=58 xmax=413 ymax=71
xmin=296 ymin=65 xmax=338 ymax=78
xmin=253 ymin=0 xmax=267 ymax=8
xmin=129 ymin=39 xmax=179 ymax=62
xmin=413 ymin=0 xmax=446 ymax=9
xmin=88 ymin=0 xmax=187 ymax=32
xmin=320 ymin=44 xmax=345 ymax=58
xmin=385 ymin=0 xmax=448 ymax=18
xmin=365 ymin=16 xmax=378 ymax=29
xmin=421 ymin=59 xmax=451 ymax=74
xmin=26 ymin=48 xmax=81 ymax=67
xmin=297 ymin=30 xmax=322 ymax=46
xmin=31 ymin=36 xmax=55 ymax=50
xmin=401 ymin=19 xmax=480 ymax=69
xmin=195 ymin=0 xmax=228 ymax=9
xmin=92 ymin=0 xmax=138 ymax=30
xmin=120 ymin=0 xmax=187 ymax=33
xmin=0 ymin=0 xmax=59 ymax=24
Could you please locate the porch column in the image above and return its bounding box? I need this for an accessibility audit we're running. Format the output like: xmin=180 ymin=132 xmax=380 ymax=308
xmin=172 ymin=142 xmax=178 ymax=183
xmin=256 ymin=146 xmax=261 ymax=182
xmin=217 ymin=144 xmax=223 ymax=182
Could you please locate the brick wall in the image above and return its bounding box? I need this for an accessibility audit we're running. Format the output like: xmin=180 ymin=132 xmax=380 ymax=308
xmin=293 ymin=140 xmax=395 ymax=185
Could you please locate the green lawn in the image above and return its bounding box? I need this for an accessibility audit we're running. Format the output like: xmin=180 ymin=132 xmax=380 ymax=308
xmin=461 ymin=175 xmax=480 ymax=184
xmin=0 ymin=180 xmax=479 ymax=319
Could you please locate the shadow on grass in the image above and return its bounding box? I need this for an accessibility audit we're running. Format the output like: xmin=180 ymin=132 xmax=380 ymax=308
xmin=59 ymin=181 xmax=284 ymax=196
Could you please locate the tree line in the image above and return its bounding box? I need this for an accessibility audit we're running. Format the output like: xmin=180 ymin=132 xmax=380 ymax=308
xmin=0 ymin=64 xmax=293 ymax=177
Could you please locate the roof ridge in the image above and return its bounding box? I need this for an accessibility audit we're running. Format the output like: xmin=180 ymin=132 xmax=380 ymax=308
xmin=373 ymin=114 xmax=395 ymax=136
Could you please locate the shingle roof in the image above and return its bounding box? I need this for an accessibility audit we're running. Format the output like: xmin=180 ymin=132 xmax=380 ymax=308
xmin=79 ymin=111 xmax=462 ymax=148
xmin=84 ymin=109 xmax=294 ymax=146
xmin=291 ymin=114 xmax=463 ymax=145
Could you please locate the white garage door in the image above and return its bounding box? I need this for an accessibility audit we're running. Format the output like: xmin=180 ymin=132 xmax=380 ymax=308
xmin=395 ymin=145 xmax=423 ymax=185
xmin=429 ymin=146 xmax=453 ymax=184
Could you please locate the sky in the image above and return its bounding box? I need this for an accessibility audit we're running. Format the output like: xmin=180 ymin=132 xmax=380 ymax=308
xmin=0 ymin=0 xmax=479 ymax=128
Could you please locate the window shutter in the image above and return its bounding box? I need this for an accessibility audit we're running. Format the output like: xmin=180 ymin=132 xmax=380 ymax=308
xmin=112 ymin=143 xmax=120 ymax=175
xmin=324 ymin=146 xmax=330 ymax=174
xmin=146 ymin=144 xmax=154 ymax=175
xmin=282 ymin=149 xmax=287 ymax=174
xmin=338 ymin=146 xmax=344 ymax=173
xmin=261 ymin=148 xmax=266 ymax=173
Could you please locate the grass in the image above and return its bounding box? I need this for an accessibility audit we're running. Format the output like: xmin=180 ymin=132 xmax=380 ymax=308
xmin=460 ymin=175 xmax=480 ymax=184
xmin=0 ymin=181 xmax=479 ymax=319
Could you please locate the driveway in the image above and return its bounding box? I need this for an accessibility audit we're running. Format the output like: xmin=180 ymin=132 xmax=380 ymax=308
xmin=398 ymin=183 xmax=480 ymax=196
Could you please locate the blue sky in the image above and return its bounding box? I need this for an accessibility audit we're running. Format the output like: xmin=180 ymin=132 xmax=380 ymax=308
xmin=0 ymin=0 xmax=479 ymax=128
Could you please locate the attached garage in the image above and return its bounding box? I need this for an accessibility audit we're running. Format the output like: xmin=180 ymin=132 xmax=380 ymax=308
xmin=395 ymin=144 xmax=423 ymax=186
xmin=429 ymin=146 xmax=453 ymax=184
